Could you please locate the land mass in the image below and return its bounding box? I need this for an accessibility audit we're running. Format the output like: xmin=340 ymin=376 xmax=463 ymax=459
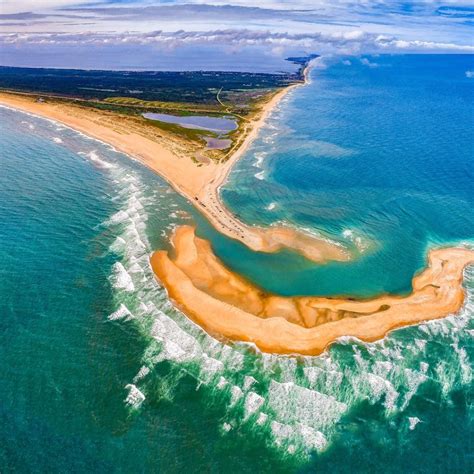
xmin=0 ymin=59 xmax=350 ymax=263
xmin=151 ymin=226 xmax=474 ymax=356
xmin=2 ymin=61 xmax=471 ymax=356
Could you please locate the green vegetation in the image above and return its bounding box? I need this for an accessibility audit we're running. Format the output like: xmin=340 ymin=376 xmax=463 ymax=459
xmin=0 ymin=57 xmax=315 ymax=161
xmin=103 ymin=97 xmax=223 ymax=115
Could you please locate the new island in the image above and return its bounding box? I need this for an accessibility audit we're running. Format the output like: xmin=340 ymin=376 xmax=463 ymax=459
xmin=1 ymin=59 xmax=473 ymax=356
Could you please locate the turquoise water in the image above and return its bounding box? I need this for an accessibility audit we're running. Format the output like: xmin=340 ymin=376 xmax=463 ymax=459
xmin=218 ymin=54 xmax=474 ymax=297
xmin=1 ymin=54 xmax=473 ymax=473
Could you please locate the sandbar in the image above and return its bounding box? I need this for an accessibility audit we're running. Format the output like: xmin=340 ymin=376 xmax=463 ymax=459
xmin=151 ymin=226 xmax=474 ymax=356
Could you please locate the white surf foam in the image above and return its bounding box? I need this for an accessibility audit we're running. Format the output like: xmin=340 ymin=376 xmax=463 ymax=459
xmin=244 ymin=392 xmax=265 ymax=419
xmin=230 ymin=385 xmax=244 ymax=406
xmin=133 ymin=366 xmax=151 ymax=383
xmin=268 ymin=380 xmax=347 ymax=430
xmin=408 ymin=416 xmax=421 ymax=430
xmin=79 ymin=150 xmax=115 ymax=169
xmin=125 ymin=384 xmax=146 ymax=408
xmin=253 ymin=151 xmax=266 ymax=168
xmin=108 ymin=303 xmax=133 ymax=321
xmin=111 ymin=262 xmax=135 ymax=292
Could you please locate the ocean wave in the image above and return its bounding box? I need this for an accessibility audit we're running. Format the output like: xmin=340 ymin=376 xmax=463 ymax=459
xmin=110 ymin=262 xmax=135 ymax=292
xmin=408 ymin=416 xmax=421 ymax=430
xmin=108 ymin=303 xmax=133 ymax=321
xmin=100 ymin=149 xmax=474 ymax=460
xmin=124 ymin=384 xmax=145 ymax=408
xmin=79 ymin=150 xmax=115 ymax=169
xmin=253 ymin=151 xmax=266 ymax=168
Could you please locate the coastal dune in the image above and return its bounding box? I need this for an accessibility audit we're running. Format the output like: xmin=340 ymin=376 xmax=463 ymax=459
xmin=151 ymin=226 xmax=474 ymax=355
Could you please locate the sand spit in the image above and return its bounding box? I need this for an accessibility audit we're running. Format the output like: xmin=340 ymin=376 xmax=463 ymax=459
xmin=0 ymin=80 xmax=348 ymax=263
xmin=151 ymin=226 xmax=474 ymax=356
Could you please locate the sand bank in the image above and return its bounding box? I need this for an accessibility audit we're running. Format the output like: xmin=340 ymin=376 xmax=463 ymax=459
xmin=0 ymin=81 xmax=348 ymax=263
xmin=151 ymin=226 xmax=474 ymax=356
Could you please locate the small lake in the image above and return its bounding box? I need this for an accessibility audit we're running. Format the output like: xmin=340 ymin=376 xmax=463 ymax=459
xmin=143 ymin=112 xmax=237 ymax=133
xmin=204 ymin=136 xmax=232 ymax=150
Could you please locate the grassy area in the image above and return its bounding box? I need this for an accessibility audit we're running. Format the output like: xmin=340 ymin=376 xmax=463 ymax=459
xmin=0 ymin=59 xmax=314 ymax=164
xmin=0 ymin=66 xmax=302 ymax=103
xmin=103 ymin=96 xmax=224 ymax=115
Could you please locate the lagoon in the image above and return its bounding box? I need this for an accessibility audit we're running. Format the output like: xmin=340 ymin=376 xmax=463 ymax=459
xmin=143 ymin=112 xmax=237 ymax=133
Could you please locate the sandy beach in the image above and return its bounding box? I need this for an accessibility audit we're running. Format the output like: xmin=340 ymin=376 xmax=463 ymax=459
xmin=151 ymin=226 xmax=474 ymax=356
xmin=4 ymin=72 xmax=472 ymax=357
xmin=0 ymin=74 xmax=349 ymax=264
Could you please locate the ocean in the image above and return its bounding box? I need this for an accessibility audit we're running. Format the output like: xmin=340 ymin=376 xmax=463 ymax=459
xmin=1 ymin=54 xmax=473 ymax=473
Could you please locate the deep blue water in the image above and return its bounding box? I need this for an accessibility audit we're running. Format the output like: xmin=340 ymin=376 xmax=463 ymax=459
xmin=219 ymin=54 xmax=474 ymax=297
xmin=1 ymin=54 xmax=473 ymax=473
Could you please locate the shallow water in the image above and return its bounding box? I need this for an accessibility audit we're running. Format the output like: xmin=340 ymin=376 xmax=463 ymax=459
xmin=220 ymin=54 xmax=474 ymax=297
xmin=1 ymin=54 xmax=473 ymax=473
xmin=143 ymin=112 xmax=237 ymax=132
xmin=203 ymin=136 xmax=232 ymax=149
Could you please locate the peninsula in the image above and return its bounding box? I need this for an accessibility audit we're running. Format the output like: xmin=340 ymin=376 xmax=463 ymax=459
xmin=0 ymin=59 xmax=349 ymax=263
xmin=2 ymin=61 xmax=472 ymax=357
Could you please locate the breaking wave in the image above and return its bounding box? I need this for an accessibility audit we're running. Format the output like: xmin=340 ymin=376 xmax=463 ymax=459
xmin=102 ymin=157 xmax=474 ymax=460
xmin=7 ymin=99 xmax=473 ymax=462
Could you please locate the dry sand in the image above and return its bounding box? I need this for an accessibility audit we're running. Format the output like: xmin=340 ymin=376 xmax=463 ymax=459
xmin=3 ymin=84 xmax=472 ymax=356
xmin=0 ymin=82 xmax=348 ymax=263
xmin=151 ymin=226 xmax=474 ymax=356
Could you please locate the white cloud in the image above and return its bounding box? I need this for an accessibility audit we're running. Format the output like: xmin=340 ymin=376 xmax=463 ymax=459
xmin=376 ymin=37 xmax=474 ymax=52
xmin=360 ymin=57 xmax=378 ymax=68
xmin=466 ymin=70 xmax=474 ymax=78
xmin=0 ymin=0 xmax=103 ymax=14
xmin=1 ymin=1 xmax=473 ymax=69
xmin=2 ymin=28 xmax=472 ymax=53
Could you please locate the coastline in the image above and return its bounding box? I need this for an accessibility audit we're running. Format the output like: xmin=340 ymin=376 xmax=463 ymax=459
xmin=0 ymin=66 xmax=349 ymax=264
xmin=196 ymin=65 xmax=349 ymax=263
xmin=151 ymin=226 xmax=474 ymax=356
xmin=3 ymin=66 xmax=473 ymax=357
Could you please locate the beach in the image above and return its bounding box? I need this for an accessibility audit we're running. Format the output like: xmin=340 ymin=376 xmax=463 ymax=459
xmin=151 ymin=226 xmax=474 ymax=355
xmin=2 ymin=58 xmax=473 ymax=357
xmin=0 ymin=74 xmax=349 ymax=264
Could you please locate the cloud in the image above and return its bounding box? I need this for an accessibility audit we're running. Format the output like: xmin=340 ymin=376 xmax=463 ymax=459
xmin=360 ymin=57 xmax=378 ymax=68
xmin=436 ymin=6 xmax=474 ymax=18
xmin=2 ymin=28 xmax=473 ymax=53
xmin=0 ymin=11 xmax=88 ymax=20
xmin=0 ymin=1 xmax=103 ymax=15
xmin=466 ymin=70 xmax=474 ymax=78
xmin=63 ymin=4 xmax=321 ymax=22
xmin=375 ymin=36 xmax=474 ymax=51
xmin=1 ymin=1 xmax=473 ymax=70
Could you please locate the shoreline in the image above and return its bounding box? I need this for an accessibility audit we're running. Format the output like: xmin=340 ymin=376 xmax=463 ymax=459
xmin=0 ymin=65 xmax=349 ymax=264
xmin=3 ymin=73 xmax=473 ymax=356
xmin=151 ymin=226 xmax=474 ymax=356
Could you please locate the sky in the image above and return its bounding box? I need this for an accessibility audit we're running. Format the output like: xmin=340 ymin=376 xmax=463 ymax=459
xmin=0 ymin=1 xmax=473 ymax=71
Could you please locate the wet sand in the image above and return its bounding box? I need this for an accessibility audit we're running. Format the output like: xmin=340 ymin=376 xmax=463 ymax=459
xmin=151 ymin=226 xmax=474 ymax=356
xmin=0 ymin=75 xmax=349 ymax=263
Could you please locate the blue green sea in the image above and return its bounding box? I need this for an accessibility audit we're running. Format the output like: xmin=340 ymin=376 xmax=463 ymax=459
xmin=1 ymin=54 xmax=473 ymax=472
